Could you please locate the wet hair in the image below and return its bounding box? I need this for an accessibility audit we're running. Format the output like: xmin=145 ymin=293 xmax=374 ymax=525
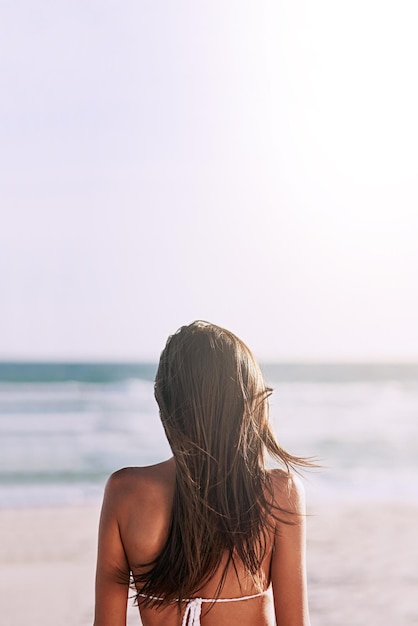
xmin=134 ymin=321 xmax=313 ymax=606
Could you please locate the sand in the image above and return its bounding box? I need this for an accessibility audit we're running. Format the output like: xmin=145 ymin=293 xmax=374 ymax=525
xmin=306 ymin=502 xmax=418 ymax=626
xmin=1 ymin=502 xmax=418 ymax=626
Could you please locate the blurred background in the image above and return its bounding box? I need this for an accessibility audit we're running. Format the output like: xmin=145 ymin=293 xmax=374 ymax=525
xmin=1 ymin=1 xmax=418 ymax=625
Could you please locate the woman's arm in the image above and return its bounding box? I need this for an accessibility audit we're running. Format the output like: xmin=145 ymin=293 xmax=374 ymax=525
xmin=93 ymin=473 xmax=131 ymax=626
xmin=270 ymin=473 xmax=311 ymax=626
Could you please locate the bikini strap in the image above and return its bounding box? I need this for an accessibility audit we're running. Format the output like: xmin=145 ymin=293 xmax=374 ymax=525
xmin=137 ymin=589 xmax=268 ymax=604
xmin=205 ymin=591 xmax=267 ymax=603
xmin=181 ymin=597 xmax=202 ymax=626
xmin=138 ymin=589 xmax=269 ymax=626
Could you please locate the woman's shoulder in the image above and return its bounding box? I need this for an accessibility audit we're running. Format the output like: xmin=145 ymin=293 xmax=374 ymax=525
xmin=98 ymin=459 xmax=176 ymax=569
xmin=104 ymin=458 xmax=176 ymax=508
xmin=267 ymin=468 xmax=306 ymax=515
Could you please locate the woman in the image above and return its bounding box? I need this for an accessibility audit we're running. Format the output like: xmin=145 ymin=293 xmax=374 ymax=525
xmin=93 ymin=321 xmax=313 ymax=626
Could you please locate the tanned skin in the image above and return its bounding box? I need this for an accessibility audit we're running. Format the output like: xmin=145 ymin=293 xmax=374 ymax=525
xmin=93 ymin=457 xmax=310 ymax=626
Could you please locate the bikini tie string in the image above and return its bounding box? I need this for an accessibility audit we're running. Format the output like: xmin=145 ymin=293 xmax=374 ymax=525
xmin=137 ymin=589 xmax=268 ymax=626
xmin=181 ymin=597 xmax=203 ymax=626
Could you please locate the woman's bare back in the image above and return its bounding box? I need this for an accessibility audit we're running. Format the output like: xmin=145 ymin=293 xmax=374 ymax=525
xmin=94 ymin=458 xmax=309 ymax=626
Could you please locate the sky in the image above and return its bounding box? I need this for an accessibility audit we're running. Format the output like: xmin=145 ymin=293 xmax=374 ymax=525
xmin=1 ymin=0 xmax=418 ymax=361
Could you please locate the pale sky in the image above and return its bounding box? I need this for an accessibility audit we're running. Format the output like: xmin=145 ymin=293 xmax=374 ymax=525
xmin=1 ymin=1 xmax=418 ymax=361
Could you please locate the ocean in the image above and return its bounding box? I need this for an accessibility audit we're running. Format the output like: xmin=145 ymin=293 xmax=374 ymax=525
xmin=1 ymin=362 xmax=417 ymax=508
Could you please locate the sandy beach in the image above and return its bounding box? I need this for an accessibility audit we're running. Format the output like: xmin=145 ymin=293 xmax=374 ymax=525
xmin=307 ymin=501 xmax=418 ymax=626
xmin=1 ymin=501 xmax=417 ymax=626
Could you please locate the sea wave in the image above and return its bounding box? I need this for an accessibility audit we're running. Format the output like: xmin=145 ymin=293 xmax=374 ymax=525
xmin=0 ymin=363 xmax=417 ymax=507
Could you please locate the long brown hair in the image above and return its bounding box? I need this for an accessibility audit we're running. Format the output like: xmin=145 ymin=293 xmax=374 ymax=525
xmin=134 ymin=321 xmax=312 ymax=605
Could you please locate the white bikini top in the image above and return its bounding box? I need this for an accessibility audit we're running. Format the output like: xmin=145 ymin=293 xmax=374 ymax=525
xmin=138 ymin=589 xmax=270 ymax=626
